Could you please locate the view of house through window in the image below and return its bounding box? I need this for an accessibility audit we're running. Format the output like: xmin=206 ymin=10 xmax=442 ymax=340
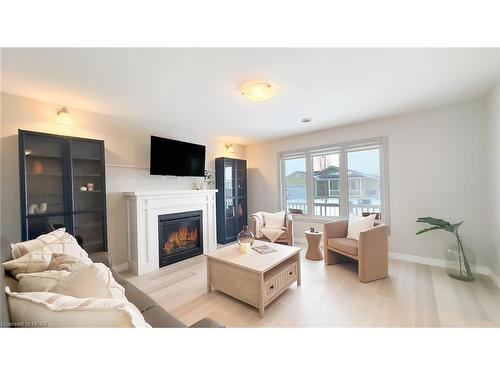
xmin=281 ymin=140 xmax=385 ymax=219
xmin=283 ymin=157 xmax=308 ymax=215
xmin=347 ymin=148 xmax=381 ymax=217
xmin=313 ymin=153 xmax=340 ymax=216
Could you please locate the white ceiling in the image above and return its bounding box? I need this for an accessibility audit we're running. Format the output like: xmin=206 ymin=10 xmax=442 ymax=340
xmin=1 ymin=48 xmax=499 ymax=144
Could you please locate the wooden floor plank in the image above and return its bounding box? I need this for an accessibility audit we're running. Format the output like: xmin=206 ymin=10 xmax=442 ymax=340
xmin=120 ymin=250 xmax=500 ymax=327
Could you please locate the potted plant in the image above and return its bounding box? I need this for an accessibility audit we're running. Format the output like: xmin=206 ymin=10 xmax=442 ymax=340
xmin=201 ymin=170 xmax=215 ymax=190
xmin=416 ymin=217 xmax=474 ymax=281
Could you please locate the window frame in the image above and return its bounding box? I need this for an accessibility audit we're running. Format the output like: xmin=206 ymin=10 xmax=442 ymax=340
xmin=279 ymin=136 xmax=390 ymax=225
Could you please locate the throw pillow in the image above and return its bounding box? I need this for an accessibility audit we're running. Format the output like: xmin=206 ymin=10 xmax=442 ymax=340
xmin=2 ymin=250 xmax=52 ymax=277
xmin=346 ymin=214 xmax=377 ymax=241
xmin=48 ymin=253 xmax=92 ymax=273
xmin=263 ymin=211 xmax=286 ymax=228
xmin=5 ymin=288 xmax=150 ymax=328
xmin=49 ymin=263 xmax=126 ymax=301
xmin=10 ymin=228 xmax=66 ymax=259
xmin=41 ymin=232 xmax=89 ymax=260
xmin=16 ymin=270 xmax=71 ymax=292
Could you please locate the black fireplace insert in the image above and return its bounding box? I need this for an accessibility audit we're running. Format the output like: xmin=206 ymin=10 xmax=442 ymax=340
xmin=158 ymin=210 xmax=203 ymax=267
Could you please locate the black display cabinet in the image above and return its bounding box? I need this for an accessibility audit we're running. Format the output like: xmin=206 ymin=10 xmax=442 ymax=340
xmin=215 ymin=157 xmax=247 ymax=244
xmin=18 ymin=130 xmax=108 ymax=253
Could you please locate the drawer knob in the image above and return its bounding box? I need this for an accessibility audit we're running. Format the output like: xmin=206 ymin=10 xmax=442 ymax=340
xmin=270 ymin=285 xmax=274 ymax=290
xmin=289 ymin=271 xmax=293 ymax=275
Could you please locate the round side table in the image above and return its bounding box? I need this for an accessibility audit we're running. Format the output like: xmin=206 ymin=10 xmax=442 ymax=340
xmin=304 ymin=230 xmax=323 ymax=261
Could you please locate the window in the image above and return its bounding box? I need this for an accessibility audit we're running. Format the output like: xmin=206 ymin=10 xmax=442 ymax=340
xmin=283 ymin=157 xmax=308 ymax=215
xmin=280 ymin=138 xmax=387 ymax=221
xmin=313 ymin=153 xmax=340 ymax=216
xmin=347 ymin=148 xmax=381 ymax=216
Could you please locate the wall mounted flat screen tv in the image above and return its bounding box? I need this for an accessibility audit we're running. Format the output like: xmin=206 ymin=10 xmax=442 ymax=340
xmin=150 ymin=135 xmax=206 ymax=177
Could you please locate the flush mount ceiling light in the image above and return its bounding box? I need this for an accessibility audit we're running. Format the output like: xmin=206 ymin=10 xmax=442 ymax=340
xmin=56 ymin=107 xmax=73 ymax=125
xmin=241 ymin=81 xmax=275 ymax=102
xmin=225 ymin=144 xmax=234 ymax=153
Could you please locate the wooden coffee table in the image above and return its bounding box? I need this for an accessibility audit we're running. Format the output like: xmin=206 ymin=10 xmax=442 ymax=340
xmin=206 ymin=240 xmax=301 ymax=317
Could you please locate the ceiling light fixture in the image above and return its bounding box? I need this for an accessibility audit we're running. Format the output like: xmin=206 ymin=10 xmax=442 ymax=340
xmin=225 ymin=144 xmax=234 ymax=153
xmin=241 ymin=81 xmax=275 ymax=102
xmin=56 ymin=107 xmax=73 ymax=125
xmin=301 ymin=118 xmax=312 ymax=124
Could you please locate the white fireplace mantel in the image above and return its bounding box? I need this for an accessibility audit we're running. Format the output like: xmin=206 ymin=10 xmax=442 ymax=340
xmin=124 ymin=190 xmax=217 ymax=275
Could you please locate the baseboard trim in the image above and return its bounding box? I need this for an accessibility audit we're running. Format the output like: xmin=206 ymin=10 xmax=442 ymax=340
xmin=294 ymin=237 xmax=500 ymax=289
xmin=389 ymin=251 xmax=500 ymax=289
xmin=112 ymin=263 xmax=129 ymax=273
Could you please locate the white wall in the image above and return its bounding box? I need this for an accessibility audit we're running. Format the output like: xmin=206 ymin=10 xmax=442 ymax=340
xmin=246 ymin=99 xmax=493 ymax=269
xmin=0 ymin=93 xmax=245 ymax=266
xmin=486 ymin=81 xmax=500 ymax=276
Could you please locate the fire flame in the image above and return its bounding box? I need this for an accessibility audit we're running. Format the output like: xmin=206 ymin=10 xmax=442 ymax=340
xmin=163 ymin=226 xmax=198 ymax=253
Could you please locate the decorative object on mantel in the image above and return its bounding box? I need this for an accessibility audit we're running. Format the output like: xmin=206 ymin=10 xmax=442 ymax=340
xmin=237 ymin=225 xmax=255 ymax=253
xmin=79 ymin=186 xmax=87 ymax=191
xmin=201 ymin=169 xmax=215 ymax=190
xmin=416 ymin=217 xmax=475 ymax=281
xmin=86 ymin=183 xmax=94 ymax=191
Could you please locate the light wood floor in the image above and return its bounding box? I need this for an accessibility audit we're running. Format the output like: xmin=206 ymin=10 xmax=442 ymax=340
xmin=121 ymin=250 xmax=499 ymax=327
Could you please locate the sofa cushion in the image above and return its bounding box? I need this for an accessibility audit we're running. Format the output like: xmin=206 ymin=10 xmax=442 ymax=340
xmin=16 ymin=270 xmax=71 ymax=292
xmin=5 ymin=288 xmax=150 ymax=328
xmin=2 ymin=250 xmax=52 ymax=277
xmin=49 ymin=263 xmax=126 ymax=301
xmin=48 ymin=253 xmax=92 ymax=273
xmin=327 ymin=238 xmax=359 ymax=256
xmin=41 ymin=233 xmax=89 ymax=260
xmin=10 ymin=228 xmax=66 ymax=259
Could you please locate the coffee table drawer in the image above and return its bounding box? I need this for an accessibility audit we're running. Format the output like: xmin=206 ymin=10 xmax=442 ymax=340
xmin=263 ymin=261 xmax=297 ymax=303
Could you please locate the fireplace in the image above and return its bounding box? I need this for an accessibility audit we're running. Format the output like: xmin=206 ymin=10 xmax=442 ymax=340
xmin=158 ymin=210 xmax=203 ymax=267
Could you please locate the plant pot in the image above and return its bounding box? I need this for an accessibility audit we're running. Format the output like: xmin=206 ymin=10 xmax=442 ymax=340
xmin=445 ymin=246 xmax=475 ymax=281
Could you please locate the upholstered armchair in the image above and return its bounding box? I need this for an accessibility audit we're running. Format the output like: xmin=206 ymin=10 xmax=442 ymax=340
xmin=323 ymin=219 xmax=389 ymax=282
xmin=249 ymin=212 xmax=294 ymax=246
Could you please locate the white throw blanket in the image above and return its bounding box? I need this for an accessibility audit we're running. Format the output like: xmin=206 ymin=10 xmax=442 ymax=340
xmin=250 ymin=212 xmax=286 ymax=243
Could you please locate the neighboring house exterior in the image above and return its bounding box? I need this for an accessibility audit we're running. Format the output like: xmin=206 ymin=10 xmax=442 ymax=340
xmin=285 ymin=166 xmax=380 ymax=215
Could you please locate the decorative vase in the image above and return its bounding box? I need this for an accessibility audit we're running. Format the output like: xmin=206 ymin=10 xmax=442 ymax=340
xmin=445 ymin=246 xmax=475 ymax=281
xmin=32 ymin=160 xmax=43 ymax=175
xmin=237 ymin=225 xmax=255 ymax=253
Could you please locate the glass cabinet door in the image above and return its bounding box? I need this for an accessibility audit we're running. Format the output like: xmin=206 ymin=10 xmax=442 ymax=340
xmin=23 ymin=134 xmax=69 ymax=239
xmin=236 ymin=160 xmax=246 ymax=198
xmin=71 ymin=140 xmax=103 ymax=213
xmin=71 ymin=140 xmax=105 ymax=252
xmin=73 ymin=212 xmax=105 ymax=252
xmin=224 ymin=159 xmax=235 ymax=198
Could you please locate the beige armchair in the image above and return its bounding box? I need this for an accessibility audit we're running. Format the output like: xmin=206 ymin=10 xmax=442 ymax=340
xmin=249 ymin=212 xmax=294 ymax=246
xmin=323 ymin=219 xmax=389 ymax=282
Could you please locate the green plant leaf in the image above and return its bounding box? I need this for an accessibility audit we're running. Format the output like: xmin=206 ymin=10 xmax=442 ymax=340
xmin=416 ymin=217 xmax=451 ymax=227
xmin=416 ymin=226 xmax=443 ymax=235
xmin=442 ymin=222 xmax=463 ymax=234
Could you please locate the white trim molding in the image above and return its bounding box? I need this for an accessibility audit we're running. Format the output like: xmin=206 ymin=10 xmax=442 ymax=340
xmin=112 ymin=263 xmax=129 ymax=273
xmin=389 ymin=251 xmax=500 ymax=289
xmin=124 ymin=190 xmax=217 ymax=275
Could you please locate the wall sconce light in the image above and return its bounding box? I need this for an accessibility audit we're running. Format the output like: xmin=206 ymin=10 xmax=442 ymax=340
xmin=56 ymin=107 xmax=73 ymax=125
xmin=225 ymin=144 xmax=234 ymax=153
